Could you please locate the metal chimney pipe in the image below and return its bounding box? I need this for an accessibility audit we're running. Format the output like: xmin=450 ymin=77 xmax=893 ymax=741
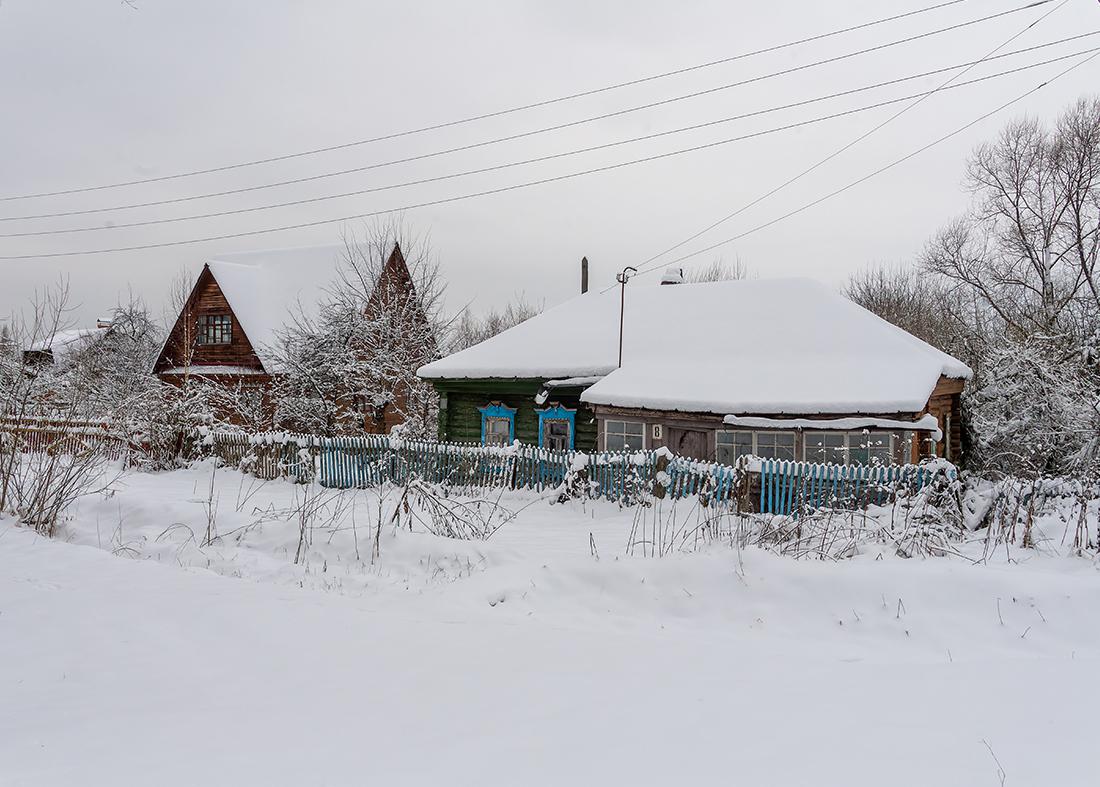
xmin=581 ymin=256 xmax=589 ymax=294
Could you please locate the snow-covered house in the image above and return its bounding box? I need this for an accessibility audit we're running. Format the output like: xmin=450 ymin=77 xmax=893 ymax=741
xmin=418 ymin=277 xmax=971 ymax=464
xmin=23 ymin=321 xmax=113 ymax=369
xmin=154 ymin=243 xmax=424 ymax=432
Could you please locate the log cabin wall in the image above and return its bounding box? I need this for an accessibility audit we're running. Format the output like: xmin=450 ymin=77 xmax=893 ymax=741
xmin=432 ymin=379 xmax=598 ymax=451
xmin=154 ymin=266 xmax=265 ymax=374
xmin=921 ymin=375 xmax=965 ymax=463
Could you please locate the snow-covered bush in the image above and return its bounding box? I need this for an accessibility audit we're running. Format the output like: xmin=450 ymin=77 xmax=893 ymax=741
xmin=0 ymin=287 xmax=161 ymax=533
xmin=965 ymin=335 xmax=1100 ymax=476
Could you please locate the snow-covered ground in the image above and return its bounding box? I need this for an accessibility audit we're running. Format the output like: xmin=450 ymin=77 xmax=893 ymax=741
xmin=3 ymin=464 xmax=1100 ymax=786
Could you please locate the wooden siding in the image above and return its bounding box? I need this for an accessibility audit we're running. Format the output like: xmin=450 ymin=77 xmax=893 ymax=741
xmin=154 ymin=265 xmax=266 ymax=374
xmin=432 ymin=379 xmax=598 ymax=451
xmin=921 ymin=375 xmax=965 ymax=462
xmin=431 ymin=373 xmax=965 ymax=464
xmin=590 ymin=375 xmax=967 ymax=464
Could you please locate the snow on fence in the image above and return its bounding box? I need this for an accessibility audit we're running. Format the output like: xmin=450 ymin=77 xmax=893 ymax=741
xmin=204 ymin=431 xmax=953 ymax=513
xmin=0 ymin=416 xmax=133 ymax=461
xmin=203 ymin=431 xmax=735 ymax=503
xmin=756 ymin=458 xmax=949 ymax=515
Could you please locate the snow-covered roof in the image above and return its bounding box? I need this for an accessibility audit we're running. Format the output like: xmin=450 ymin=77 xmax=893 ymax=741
xmin=26 ymin=327 xmax=110 ymax=364
xmin=419 ymin=278 xmax=971 ymax=416
xmin=159 ymin=365 xmax=268 ymax=376
xmin=204 ymin=244 xmax=350 ymax=368
xmin=27 ymin=327 xmax=107 ymax=352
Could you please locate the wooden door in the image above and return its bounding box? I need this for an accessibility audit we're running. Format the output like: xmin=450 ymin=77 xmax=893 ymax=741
xmin=666 ymin=428 xmax=711 ymax=461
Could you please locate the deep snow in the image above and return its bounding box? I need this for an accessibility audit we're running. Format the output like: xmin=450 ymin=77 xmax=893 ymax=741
xmin=2 ymin=465 xmax=1099 ymax=786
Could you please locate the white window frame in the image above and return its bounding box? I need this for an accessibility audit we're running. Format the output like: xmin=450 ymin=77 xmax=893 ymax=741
xmin=603 ymin=419 xmax=645 ymax=452
xmin=716 ymin=430 xmax=796 ymax=463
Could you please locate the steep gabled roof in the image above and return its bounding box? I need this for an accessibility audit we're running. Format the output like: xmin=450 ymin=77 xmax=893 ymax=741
xmin=418 ymin=278 xmax=972 ymax=416
xmin=202 ymin=244 xmax=349 ymax=367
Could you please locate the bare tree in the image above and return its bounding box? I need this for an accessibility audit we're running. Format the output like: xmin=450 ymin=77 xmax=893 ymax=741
xmin=922 ymin=98 xmax=1100 ymax=337
xmin=450 ymin=295 xmax=542 ymax=352
xmin=0 ymin=283 xmax=150 ymax=535
xmin=685 ymin=256 xmax=753 ymax=283
xmin=852 ymin=97 xmax=1100 ymax=476
xmin=844 ymin=263 xmax=977 ymax=359
xmin=162 ymin=265 xmax=196 ymax=329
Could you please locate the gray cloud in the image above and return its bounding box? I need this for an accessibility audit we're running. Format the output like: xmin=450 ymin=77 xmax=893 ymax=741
xmin=1 ymin=0 xmax=1097 ymax=329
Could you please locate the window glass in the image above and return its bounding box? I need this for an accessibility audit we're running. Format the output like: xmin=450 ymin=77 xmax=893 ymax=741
xmin=605 ymin=420 xmax=644 ymax=451
xmin=716 ymin=431 xmax=753 ymax=465
xmin=196 ymin=314 xmax=232 ymax=345
xmin=804 ymin=431 xmax=898 ymax=465
xmin=896 ymin=431 xmax=913 ymax=464
xmin=484 ymin=416 xmax=511 ymax=446
xmin=757 ymin=432 xmax=795 ymax=460
xmin=860 ymin=432 xmax=893 ymax=465
xmin=804 ymin=432 xmax=846 ymax=463
xmin=543 ymin=419 xmax=571 ymax=451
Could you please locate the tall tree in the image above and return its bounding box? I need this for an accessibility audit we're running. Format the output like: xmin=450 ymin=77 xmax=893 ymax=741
xmin=274 ymin=217 xmax=446 ymax=437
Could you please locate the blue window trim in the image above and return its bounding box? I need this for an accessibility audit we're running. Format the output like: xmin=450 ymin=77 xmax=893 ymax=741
xmin=537 ymin=404 xmax=577 ymax=450
xmin=478 ymin=403 xmax=517 ymax=444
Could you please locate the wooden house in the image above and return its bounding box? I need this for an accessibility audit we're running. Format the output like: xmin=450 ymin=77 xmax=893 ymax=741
xmin=23 ymin=320 xmax=113 ymax=369
xmin=419 ymin=276 xmax=971 ymax=465
xmin=154 ymin=243 xmax=425 ymax=432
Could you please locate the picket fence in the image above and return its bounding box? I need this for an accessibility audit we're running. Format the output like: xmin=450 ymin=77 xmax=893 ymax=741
xmin=757 ymin=458 xmax=947 ymax=515
xmin=204 ymin=431 xmax=952 ymax=514
xmin=0 ymin=416 xmax=133 ymax=461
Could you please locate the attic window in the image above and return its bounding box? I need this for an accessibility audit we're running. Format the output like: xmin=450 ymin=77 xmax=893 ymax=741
xmin=196 ymin=314 xmax=232 ymax=345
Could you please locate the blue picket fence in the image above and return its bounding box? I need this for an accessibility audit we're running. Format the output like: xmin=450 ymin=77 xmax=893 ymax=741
xmin=313 ymin=434 xmax=742 ymax=504
xmin=757 ymin=458 xmax=951 ymax=515
xmin=206 ymin=431 xmax=953 ymax=513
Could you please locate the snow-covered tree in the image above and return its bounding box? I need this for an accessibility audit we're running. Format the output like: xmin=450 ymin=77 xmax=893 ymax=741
xmin=966 ymin=335 xmax=1100 ymax=476
xmin=273 ymin=217 xmax=446 ymax=438
xmin=850 ymin=96 xmax=1100 ymax=476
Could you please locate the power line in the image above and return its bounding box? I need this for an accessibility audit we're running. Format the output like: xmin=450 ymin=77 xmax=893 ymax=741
xmin=0 ymin=2 xmax=1048 ymax=222
xmin=634 ymin=0 xmax=1073 ymax=274
xmin=2 ymin=49 xmax=1094 ymax=261
xmin=633 ymin=50 xmax=1100 ymax=284
xmin=5 ymin=43 xmax=1095 ymax=239
xmin=0 ymin=0 xmax=981 ymax=203
xmin=5 ymin=27 xmax=1092 ymax=226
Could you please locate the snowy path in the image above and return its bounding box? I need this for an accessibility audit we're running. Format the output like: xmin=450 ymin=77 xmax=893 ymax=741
xmin=3 ymin=521 xmax=1100 ymax=786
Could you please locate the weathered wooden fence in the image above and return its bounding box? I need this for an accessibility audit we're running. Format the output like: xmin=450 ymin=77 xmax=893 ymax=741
xmin=0 ymin=416 xmax=134 ymax=461
xmin=204 ymin=431 xmax=953 ymax=513
xmin=1 ymin=421 xmax=957 ymax=513
xmin=203 ymin=431 xmax=738 ymax=503
xmin=757 ymin=458 xmax=946 ymax=515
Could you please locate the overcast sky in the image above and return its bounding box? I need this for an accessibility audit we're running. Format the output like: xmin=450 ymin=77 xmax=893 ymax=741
xmin=1 ymin=0 xmax=1098 ymax=329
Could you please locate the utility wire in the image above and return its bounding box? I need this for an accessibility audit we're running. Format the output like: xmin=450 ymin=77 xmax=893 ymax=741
xmin=2 ymin=48 xmax=1094 ymax=261
xmin=632 ymin=50 xmax=1100 ymax=284
xmin=4 ymin=26 xmax=1091 ymax=225
xmin=632 ymin=0 xmax=1073 ymax=275
xmin=4 ymin=43 xmax=1094 ymax=239
xmin=0 ymin=0 xmax=980 ymax=203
